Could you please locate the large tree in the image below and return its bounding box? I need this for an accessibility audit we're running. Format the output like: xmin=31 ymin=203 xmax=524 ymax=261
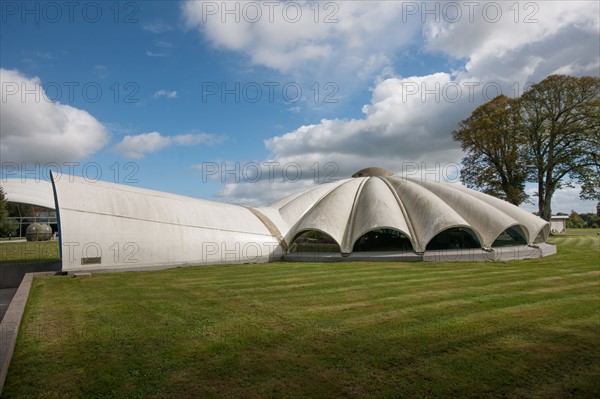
xmin=520 ymin=75 xmax=600 ymax=220
xmin=453 ymin=75 xmax=600 ymax=220
xmin=0 ymin=186 xmax=18 ymax=237
xmin=0 ymin=186 xmax=9 ymax=222
xmin=452 ymin=95 xmax=529 ymax=205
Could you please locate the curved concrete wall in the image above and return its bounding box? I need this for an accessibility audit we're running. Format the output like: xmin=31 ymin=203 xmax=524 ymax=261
xmin=1 ymin=179 xmax=55 ymax=210
xmin=52 ymin=173 xmax=281 ymax=271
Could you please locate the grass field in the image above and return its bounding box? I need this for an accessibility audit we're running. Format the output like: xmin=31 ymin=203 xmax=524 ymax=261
xmin=0 ymin=241 xmax=60 ymax=264
xmin=2 ymin=232 xmax=599 ymax=398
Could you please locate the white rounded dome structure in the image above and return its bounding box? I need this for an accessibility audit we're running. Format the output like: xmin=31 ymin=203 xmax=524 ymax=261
xmin=268 ymin=174 xmax=550 ymax=259
xmin=50 ymin=168 xmax=554 ymax=272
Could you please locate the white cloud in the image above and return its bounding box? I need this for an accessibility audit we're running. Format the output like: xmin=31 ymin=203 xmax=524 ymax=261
xmin=265 ymin=72 xmax=467 ymax=170
xmin=94 ymin=64 xmax=108 ymax=79
xmin=113 ymin=132 xmax=222 ymax=159
xmin=0 ymin=68 xmax=109 ymax=163
xmin=205 ymin=1 xmax=599 ymax=210
xmin=154 ymin=40 xmax=173 ymax=48
xmin=215 ymin=178 xmax=318 ymax=206
xmin=146 ymin=50 xmax=168 ymax=57
xmin=521 ymin=184 xmax=598 ymax=215
xmin=424 ymin=1 xmax=600 ymax=84
xmin=142 ymin=22 xmax=173 ymax=33
xmin=182 ymin=0 xmax=420 ymax=83
xmin=153 ymin=89 xmax=177 ymax=99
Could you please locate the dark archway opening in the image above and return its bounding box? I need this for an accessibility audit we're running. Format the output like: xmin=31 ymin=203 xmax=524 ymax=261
xmin=533 ymin=232 xmax=546 ymax=244
xmin=426 ymin=227 xmax=481 ymax=250
xmin=492 ymin=226 xmax=528 ymax=247
xmin=289 ymin=230 xmax=340 ymax=253
xmin=353 ymin=229 xmax=413 ymax=252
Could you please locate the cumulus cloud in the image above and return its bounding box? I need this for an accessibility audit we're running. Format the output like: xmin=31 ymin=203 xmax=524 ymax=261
xmin=182 ymin=0 xmax=420 ymax=82
xmin=423 ymin=1 xmax=600 ymax=84
xmin=113 ymin=132 xmax=222 ymax=159
xmin=215 ymin=178 xmax=319 ymax=206
xmin=203 ymin=2 xmax=600 ymax=209
xmin=153 ymin=89 xmax=177 ymax=99
xmin=0 ymin=68 xmax=109 ymax=164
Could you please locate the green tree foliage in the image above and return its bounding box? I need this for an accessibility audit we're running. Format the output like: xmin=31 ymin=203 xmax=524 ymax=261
xmin=0 ymin=186 xmax=19 ymax=236
xmin=452 ymin=95 xmax=529 ymax=205
xmin=0 ymin=186 xmax=8 ymax=221
xmin=579 ymin=213 xmax=600 ymax=228
xmin=566 ymin=210 xmax=586 ymax=229
xmin=520 ymin=75 xmax=600 ymax=220
xmin=579 ymin=173 xmax=600 ymax=201
xmin=454 ymin=75 xmax=600 ymax=220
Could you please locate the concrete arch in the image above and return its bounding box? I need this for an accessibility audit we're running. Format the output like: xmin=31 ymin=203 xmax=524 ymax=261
xmin=289 ymin=229 xmax=341 ymax=253
xmin=352 ymin=227 xmax=414 ymax=252
xmin=385 ymin=177 xmax=473 ymax=252
xmin=409 ymin=178 xmax=521 ymax=248
xmin=438 ymin=182 xmax=549 ymax=245
xmin=292 ymin=178 xmax=364 ymax=252
xmin=425 ymin=226 xmax=482 ymax=250
xmin=346 ymin=176 xmax=415 ymax=253
xmin=491 ymin=224 xmax=529 ymax=247
xmin=532 ymin=224 xmax=551 ymax=244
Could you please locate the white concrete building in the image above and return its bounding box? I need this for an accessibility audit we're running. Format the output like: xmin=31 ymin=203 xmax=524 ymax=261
xmin=0 ymin=179 xmax=57 ymax=237
xmin=49 ymin=167 xmax=554 ymax=272
xmin=550 ymin=215 xmax=569 ymax=234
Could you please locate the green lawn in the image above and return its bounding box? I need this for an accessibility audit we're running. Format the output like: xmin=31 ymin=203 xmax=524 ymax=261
xmin=0 ymin=241 xmax=60 ymax=264
xmin=3 ymin=233 xmax=599 ymax=398
xmin=561 ymin=228 xmax=600 ymax=235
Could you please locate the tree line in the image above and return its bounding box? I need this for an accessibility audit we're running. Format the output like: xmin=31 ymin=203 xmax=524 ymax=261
xmin=453 ymin=75 xmax=600 ymax=221
xmin=563 ymin=210 xmax=599 ymax=229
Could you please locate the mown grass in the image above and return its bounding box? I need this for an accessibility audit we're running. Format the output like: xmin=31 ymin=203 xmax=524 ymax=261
xmin=560 ymin=228 xmax=600 ymax=235
xmin=3 ymin=232 xmax=599 ymax=398
xmin=0 ymin=241 xmax=60 ymax=264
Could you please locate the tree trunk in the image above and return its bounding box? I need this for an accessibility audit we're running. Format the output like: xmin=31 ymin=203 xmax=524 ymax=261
xmin=537 ymin=178 xmax=546 ymax=218
xmin=540 ymin=187 xmax=554 ymax=221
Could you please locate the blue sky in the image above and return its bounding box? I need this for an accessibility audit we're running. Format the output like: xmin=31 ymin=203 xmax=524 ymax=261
xmin=1 ymin=1 xmax=599 ymax=213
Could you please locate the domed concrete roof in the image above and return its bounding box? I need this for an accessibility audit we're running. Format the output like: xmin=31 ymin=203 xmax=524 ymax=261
xmin=351 ymin=167 xmax=393 ymax=178
xmin=269 ymin=175 xmax=550 ymax=254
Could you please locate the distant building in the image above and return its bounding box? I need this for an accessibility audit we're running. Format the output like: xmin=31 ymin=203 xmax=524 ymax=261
xmin=550 ymin=215 xmax=569 ymax=234
xmin=0 ymin=180 xmax=57 ymax=237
